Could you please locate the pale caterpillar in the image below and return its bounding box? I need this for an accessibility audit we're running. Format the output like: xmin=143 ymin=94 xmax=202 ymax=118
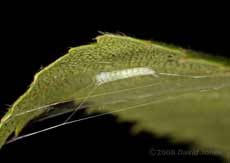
xmin=96 ymin=67 xmax=158 ymax=85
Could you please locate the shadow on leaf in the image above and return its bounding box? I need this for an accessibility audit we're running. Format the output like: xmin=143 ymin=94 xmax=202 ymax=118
xmin=0 ymin=101 xmax=225 ymax=162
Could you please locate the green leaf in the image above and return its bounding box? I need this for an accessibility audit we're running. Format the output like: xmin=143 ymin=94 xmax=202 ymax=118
xmin=1 ymin=34 xmax=230 ymax=160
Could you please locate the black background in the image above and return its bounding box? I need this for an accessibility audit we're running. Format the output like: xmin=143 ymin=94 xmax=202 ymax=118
xmin=0 ymin=3 xmax=229 ymax=162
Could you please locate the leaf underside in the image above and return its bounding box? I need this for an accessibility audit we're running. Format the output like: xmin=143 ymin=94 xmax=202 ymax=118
xmin=0 ymin=34 xmax=230 ymax=160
